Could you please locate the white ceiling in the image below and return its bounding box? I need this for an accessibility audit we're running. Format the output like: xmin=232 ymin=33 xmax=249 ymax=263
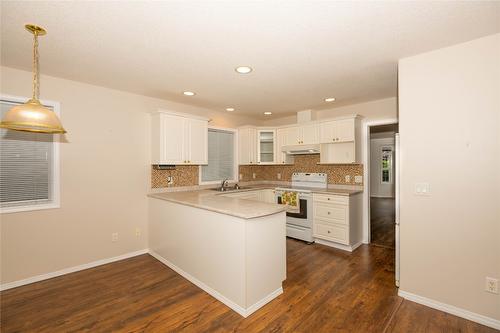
xmin=1 ymin=1 xmax=499 ymax=119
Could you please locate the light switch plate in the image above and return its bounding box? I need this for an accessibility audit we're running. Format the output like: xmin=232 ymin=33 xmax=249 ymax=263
xmin=354 ymin=176 xmax=363 ymax=183
xmin=252 ymin=173 xmax=256 ymax=179
xmin=345 ymin=175 xmax=351 ymax=183
xmin=414 ymin=182 xmax=430 ymax=196
xmin=277 ymin=173 xmax=281 ymax=180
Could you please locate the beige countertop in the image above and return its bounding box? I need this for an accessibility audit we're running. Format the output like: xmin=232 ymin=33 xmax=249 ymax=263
xmin=148 ymin=189 xmax=287 ymax=219
xmin=148 ymin=184 xmax=362 ymax=219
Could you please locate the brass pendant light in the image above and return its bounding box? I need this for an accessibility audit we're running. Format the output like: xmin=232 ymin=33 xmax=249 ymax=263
xmin=0 ymin=25 xmax=66 ymax=134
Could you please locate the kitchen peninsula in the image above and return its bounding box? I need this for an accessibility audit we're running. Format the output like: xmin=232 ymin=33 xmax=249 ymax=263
xmin=148 ymin=189 xmax=287 ymax=317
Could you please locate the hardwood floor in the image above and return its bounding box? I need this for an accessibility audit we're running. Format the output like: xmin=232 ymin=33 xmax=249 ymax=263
xmin=1 ymin=239 xmax=496 ymax=333
xmin=370 ymin=197 xmax=396 ymax=248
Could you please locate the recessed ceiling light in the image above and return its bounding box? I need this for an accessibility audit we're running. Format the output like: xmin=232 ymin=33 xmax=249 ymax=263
xmin=226 ymin=108 xmax=235 ymax=112
xmin=235 ymin=66 xmax=253 ymax=74
xmin=183 ymin=91 xmax=195 ymax=96
xmin=263 ymin=112 xmax=272 ymax=115
xmin=325 ymin=97 xmax=336 ymax=102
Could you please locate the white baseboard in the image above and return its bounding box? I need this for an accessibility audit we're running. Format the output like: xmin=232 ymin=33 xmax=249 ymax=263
xmin=0 ymin=249 xmax=149 ymax=291
xmin=149 ymin=250 xmax=283 ymax=318
xmin=314 ymin=239 xmax=363 ymax=252
xmin=398 ymin=290 xmax=500 ymax=330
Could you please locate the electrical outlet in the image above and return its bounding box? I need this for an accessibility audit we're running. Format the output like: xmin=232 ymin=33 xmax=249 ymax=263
xmin=485 ymin=277 xmax=499 ymax=294
xmin=277 ymin=173 xmax=281 ymax=180
xmin=111 ymin=233 xmax=118 ymax=242
xmin=167 ymin=176 xmax=173 ymax=185
xmin=239 ymin=173 xmax=243 ymax=180
xmin=354 ymin=175 xmax=363 ymax=183
xmin=135 ymin=228 xmax=141 ymax=237
xmin=252 ymin=173 xmax=256 ymax=179
xmin=345 ymin=175 xmax=351 ymax=183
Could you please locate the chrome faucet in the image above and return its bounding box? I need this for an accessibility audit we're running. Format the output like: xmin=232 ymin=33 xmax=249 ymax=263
xmin=220 ymin=179 xmax=229 ymax=191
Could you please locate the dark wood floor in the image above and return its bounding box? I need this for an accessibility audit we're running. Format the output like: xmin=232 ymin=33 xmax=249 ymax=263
xmin=1 ymin=240 xmax=496 ymax=333
xmin=371 ymin=197 xmax=396 ymax=248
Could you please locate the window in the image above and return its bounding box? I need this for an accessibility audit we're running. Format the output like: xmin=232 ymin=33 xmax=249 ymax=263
xmin=200 ymin=128 xmax=236 ymax=183
xmin=381 ymin=146 xmax=393 ymax=184
xmin=0 ymin=96 xmax=60 ymax=213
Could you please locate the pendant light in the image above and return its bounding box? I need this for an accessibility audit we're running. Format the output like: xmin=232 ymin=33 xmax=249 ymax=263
xmin=0 ymin=25 xmax=66 ymax=134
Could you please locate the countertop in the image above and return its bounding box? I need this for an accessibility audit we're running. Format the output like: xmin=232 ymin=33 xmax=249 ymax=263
xmin=148 ymin=184 xmax=362 ymax=219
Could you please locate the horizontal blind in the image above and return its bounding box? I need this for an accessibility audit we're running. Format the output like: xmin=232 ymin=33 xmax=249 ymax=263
xmin=201 ymin=129 xmax=234 ymax=182
xmin=0 ymin=101 xmax=53 ymax=208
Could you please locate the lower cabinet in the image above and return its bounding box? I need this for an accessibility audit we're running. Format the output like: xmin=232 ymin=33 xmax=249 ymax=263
xmin=312 ymin=193 xmax=362 ymax=248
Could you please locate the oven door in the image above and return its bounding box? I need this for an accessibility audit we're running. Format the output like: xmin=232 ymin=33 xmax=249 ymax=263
xmin=276 ymin=193 xmax=312 ymax=229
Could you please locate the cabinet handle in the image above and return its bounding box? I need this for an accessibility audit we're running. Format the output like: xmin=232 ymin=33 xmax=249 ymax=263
xmin=327 ymin=230 xmax=331 ymax=234
xmin=327 ymin=198 xmax=330 ymax=200
xmin=327 ymin=211 xmax=331 ymax=215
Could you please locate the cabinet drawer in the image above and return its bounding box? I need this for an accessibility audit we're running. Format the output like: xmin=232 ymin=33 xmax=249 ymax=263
xmin=314 ymin=203 xmax=347 ymax=225
xmin=314 ymin=223 xmax=348 ymax=244
xmin=313 ymin=194 xmax=348 ymax=205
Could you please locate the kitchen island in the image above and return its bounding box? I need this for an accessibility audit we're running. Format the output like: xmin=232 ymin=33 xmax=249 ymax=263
xmin=148 ymin=189 xmax=287 ymax=317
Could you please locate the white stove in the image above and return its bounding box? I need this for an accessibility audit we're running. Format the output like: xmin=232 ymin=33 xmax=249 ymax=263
xmin=275 ymin=173 xmax=327 ymax=243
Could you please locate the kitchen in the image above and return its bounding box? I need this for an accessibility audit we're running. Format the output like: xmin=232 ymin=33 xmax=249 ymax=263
xmin=1 ymin=1 xmax=499 ymax=332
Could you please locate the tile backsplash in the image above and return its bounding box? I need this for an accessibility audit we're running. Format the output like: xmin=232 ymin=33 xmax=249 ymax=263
xmin=151 ymin=165 xmax=199 ymax=188
xmin=239 ymin=155 xmax=363 ymax=185
xmin=151 ymin=154 xmax=363 ymax=188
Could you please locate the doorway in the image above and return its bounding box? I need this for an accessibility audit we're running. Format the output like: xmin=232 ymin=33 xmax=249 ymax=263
xmin=369 ymin=123 xmax=398 ymax=248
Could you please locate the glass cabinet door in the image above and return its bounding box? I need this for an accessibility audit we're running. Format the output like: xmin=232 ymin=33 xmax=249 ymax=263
xmin=258 ymin=130 xmax=276 ymax=163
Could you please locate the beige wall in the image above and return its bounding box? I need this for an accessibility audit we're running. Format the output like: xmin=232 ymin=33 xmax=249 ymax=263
xmin=399 ymin=34 xmax=500 ymax=320
xmin=0 ymin=66 xmax=258 ymax=284
xmin=262 ymin=97 xmax=398 ymax=126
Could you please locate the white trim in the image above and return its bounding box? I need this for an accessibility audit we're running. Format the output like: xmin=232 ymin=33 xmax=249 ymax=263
xmin=0 ymin=249 xmax=148 ymax=291
xmin=362 ymin=118 xmax=398 ymax=244
xmin=155 ymin=109 xmax=210 ymax=121
xmin=370 ymin=195 xmax=395 ymax=199
xmin=199 ymin=126 xmax=239 ymax=186
xmin=149 ymin=249 xmax=283 ymax=318
xmin=314 ymin=239 xmax=363 ymax=252
xmin=0 ymin=94 xmax=62 ymax=214
xmin=398 ymin=290 xmax=500 ymax=330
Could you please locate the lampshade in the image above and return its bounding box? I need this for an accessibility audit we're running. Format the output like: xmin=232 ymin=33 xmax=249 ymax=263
xmin=0 ymin=98 xmax=66 ymax=133
xmin=0 ymin=24 xmax=67 ymax=134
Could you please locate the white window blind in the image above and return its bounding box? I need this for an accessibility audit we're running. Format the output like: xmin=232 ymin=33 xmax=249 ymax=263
xmin=201 ymin=129 xmax=235 ymax=182
xmin=0 ymin=100 xmax=55 ymax=209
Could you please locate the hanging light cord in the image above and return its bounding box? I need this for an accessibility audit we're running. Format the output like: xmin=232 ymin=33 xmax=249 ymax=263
xmin=32 ymin=31 xmax=40 ymax=101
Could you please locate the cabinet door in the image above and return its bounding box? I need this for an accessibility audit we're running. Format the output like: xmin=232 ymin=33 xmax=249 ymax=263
xmin=301 ymin=123 xmax=319 ymax=144
xmin=187 ymin=119 xmax=208 ymax=164
xmin=286 ymin=127 xmax=300 ymax=145
xmin=257 ymin=130 xmax=276 ymax=164
xmin=319 ymin=121 xmax=337 ymax=143
xmin=276 ymin=128 xmax=287 ymax=164
xmin=161 ymin=114 xmax=185 ymax=164
xmin=238 ymin=129 xmax=250 ymax=165
xmin=248 ymin=128 xmax=258 ymax=164
xmin=336 ymin=118 xmax=355 ymax=142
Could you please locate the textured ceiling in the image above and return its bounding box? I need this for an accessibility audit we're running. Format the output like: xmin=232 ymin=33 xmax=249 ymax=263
xmin=1 ymin=1 xmax=499 ymax=119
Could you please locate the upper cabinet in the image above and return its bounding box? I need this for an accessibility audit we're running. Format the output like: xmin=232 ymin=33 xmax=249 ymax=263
xmin=319 ymin=116 xmax=361 ymax=164
xmin=151 ymin=111 xmax=208 ymax=165
xmin=257 ymin=129 xmax=276 ymax=164
xmin=320 ymin=118 xmax=355 ymax=143
xmin=276 ymin=128 xmax=294 ymax=164
xmin=285 ymin=123 xmax=319 ymax=145
xmin=238 ymin=127 xmax=258 ymax=165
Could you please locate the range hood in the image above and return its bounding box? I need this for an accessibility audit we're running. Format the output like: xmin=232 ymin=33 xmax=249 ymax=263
xmin=281 ymin=144 xmax=320 ymax=155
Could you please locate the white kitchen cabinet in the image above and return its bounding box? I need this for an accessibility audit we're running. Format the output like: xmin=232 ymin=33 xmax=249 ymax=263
xmin=221 ymin=189 xmax=276 ymax=204
xmin=151 ymin=111 xmax=208 ymax=165
xmin=238 ymin=127 xmax=258 ymax=165
xmin=319 ymin=116 xmax=361 ymax=164
xmin=283 ymin=124 xmax=319 ymax=145
xmin=320 ymin=118 xmax=355 ymax=143
xmin=312 ymin=193 xmax=362 ymax=250
xmin=276 ymin=128 xmax=294 ymax=164
xmin=257 ymin=129 xmax=276 ymax=164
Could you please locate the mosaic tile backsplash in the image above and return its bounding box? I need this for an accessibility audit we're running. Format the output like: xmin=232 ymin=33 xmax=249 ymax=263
xmin=239 ymin=155 xmax=363 ymax=185
xmin=151 ymin=155 xmax=363 ymax=188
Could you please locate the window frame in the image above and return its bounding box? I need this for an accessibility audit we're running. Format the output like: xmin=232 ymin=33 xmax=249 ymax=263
xmin=199 ymin=126 xmax=238 ymax=186
xmin=380 ymin=146 xmax=393 ymax=185
xmin=0 ymin=94 xmax=61 ymax=214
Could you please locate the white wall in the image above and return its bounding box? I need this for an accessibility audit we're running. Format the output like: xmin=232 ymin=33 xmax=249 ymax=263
xmin=399 ymin=33 xmax=500 ymax=322
xmin=370 ymin=137 xmax=395 ymax=198
xmin=0 ymin=66 xmax=258 ymax=284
